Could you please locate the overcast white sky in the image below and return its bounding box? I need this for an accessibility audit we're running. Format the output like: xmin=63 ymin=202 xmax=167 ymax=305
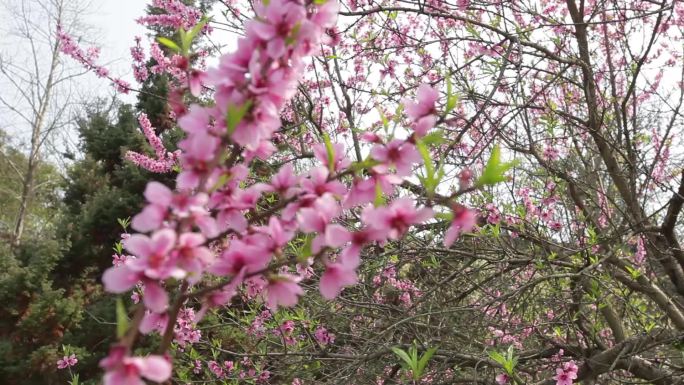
xmin=86 ymin=0 xmax=149 ymax=102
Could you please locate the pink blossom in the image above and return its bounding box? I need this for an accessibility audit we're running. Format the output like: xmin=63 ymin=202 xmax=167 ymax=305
xmin=320 ymin=262 xmax=358 ymax=299
xmin=313 ymin=141 xmax=351 ymax=172
xmin=57 ymin=354 xmax=78 ymax=369
xmin=209 ymin=240 xmax=271 ymax=276
xmin=131 ymin=182 xmax=173 ymax=232
xmin=325 ymin=224 xmax=384 ymax=268
xmin=563 ymin=361 xmax=578 ymax=374
xmin=403 ymin=83 xmax=439 ymax=136
xmin=344 ymin=174 xmax=401 ymax=208
xmin=266 ymin=163 xmax=300 ymax=197
xmin=100 ymin=345 xmax=171 ymax=385
xmin=371 ymin=140 xmax=422 ymax=177
xmin=189 ymin=70 xmax=207 ymax=96
xmin=297 ymin=194 xmax=340 ymax=252
xmin=255 ymin=217 xmax=294 ymax=253
xmin=124 ymin=229 xmax=181 ymax=280
xmin=413 ymin=115 xmax=437 ymax=137
xmin=209 ymin=360 xmax=224 ymax=378
xmin=102 ymin=264 xmax=142 ymax=294
xmin=553 ymin=361 xmax=579 ymax=385
xmin=139 ymin=311 xmax=169 ymax=335
xmin=264 ymin=274 xmax=304 ymax=309
xmin=196 ymin=268 xmax=245 ymax=321
xmin=177 ymin=133 xmax=220 ymax=190
xmin=178 ymin=104 xmax=211 ymax=134
xmin=314 ymin=326 xmax=335 ymax=345
xmin=124 ymin=114 xmax=178 ymax=174
xmin=301 ymin=167 xmax=347 ymax=198
xmin=404 ymin=84 xmax=439 ymax=120
xmin=175 ymin=232 xmax=213 ymax=283
xmin=362 ymin=198 xmax=433 ymax=240
xmin=495 ymin=373 xmax=510 ymax=384
xmin=444 ymin=205 xmax=477 ymax=247
xmin=543 ymin=146 xmax=560 ymax=161
xmin=549 ymin=221 xmax=563 ymax=231
xmin=141 ymin=281 xmax=170 ymax=313
xmin=249 ymin=0 xmax=306 ymax=58
xmin=458 ymin=168 xmax=473 ymax=190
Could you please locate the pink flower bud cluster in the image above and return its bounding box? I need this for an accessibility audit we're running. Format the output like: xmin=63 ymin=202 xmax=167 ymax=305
xmin=124 ymin=113 xmax=180 ymax=173
xmin=130 ymin=36 xmax=148 ymax=83
xmin=57 ymin=26 xmax=131 ymax=94
xmin=137 ymin=0 xmax=204 ymax=30
xmin=93 ymin=1 xmax=485 ymax=383
xmin=97 ymin=1 xmax=353 ymax=383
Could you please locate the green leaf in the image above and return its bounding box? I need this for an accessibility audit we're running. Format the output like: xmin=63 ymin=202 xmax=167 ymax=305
xmin=391 ymin=347 xmax=414 ymax=369
xmin=377 ymin=106 xmax=389 ymax=129
xmin=417 ymin=347 xmax=438 ymax=377
xmin=374 ymin=180 xmax=385 ymax=207
xmin=489 ymin=349 xmax=517 ymax=375
xmin=117 ymin=217 xmax=130 ymax=230
xmin=489 ymin=351 xmax=506 ymax=369
xmin=226 ymin=100 xmax=253 ymax=136
xmin=416 ymin=139 xmax=439 ymax=194
xmin=409 ymin=344 xmax=419 ymax=366
xmin=476 ymin=144 xmax=517 ymax=186
xmin=421 ymin=130 xmax=445 ymax=146
xmin=285 ymin=23 xmax=302 ymax=45
xmin=300 ymin=234 xmax=314 ymax=259
xmin=445 ymin=76 xmax=458 ymax=114
xmin=113 ymin=241 xmax=123 ymax=255
xmin=186 ymin=17 xmax=210 ymax=48
xmin=157 ymin=37 xmax=180 ymax=53
xmin=506 ymin=345 xmax=518 ymax=372
xmin=625 ymin=265 xmax=641 ymax=279
xmin=178 ymin=28 xmax=188 ymax=54
xmin=587 ymin=226 xmax=598 ymax=245
xmin=210 ymin=173 xmax=230 ymax=193
xmin=116 ymin=298 xmax=128 ymax=339
xmin=323 ymin=133 xmax=336 ymax=173
xmin=69 ymin=373 xmax=80 ymax=385
xmin=350 ymin=158 xmax=380 ymax=173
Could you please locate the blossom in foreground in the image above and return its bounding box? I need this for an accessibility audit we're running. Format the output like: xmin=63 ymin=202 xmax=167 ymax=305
xmin=100 ymin=345 xmax=171 ymax=385
xmin=264 ymin=274 xmax=304 ymax=309
xmin=320 ymin=262 xmax=358 ymax=299
xmin=403 ymin=83 xmax=439 ymax=136
xmin=325 ymin=224 xmax=385 ymax=268
xmin=371 ymin=139 xmax=422 ymax=177
xmin=363 ymin=198 xmax=434 ymax=240
xmin=444 ymin=204 xmax=477 ymax=247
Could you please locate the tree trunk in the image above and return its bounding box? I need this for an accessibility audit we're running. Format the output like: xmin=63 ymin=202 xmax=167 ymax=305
xmin=11 ymin=19 xmax=62 ymax=247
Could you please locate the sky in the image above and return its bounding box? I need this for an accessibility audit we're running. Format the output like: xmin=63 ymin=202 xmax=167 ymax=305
xmin=85 ymin=0 xmax=149 ymax=102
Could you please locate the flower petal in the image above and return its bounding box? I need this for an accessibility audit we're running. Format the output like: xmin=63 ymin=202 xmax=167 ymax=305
xmin=143 ymin=282 xmax=169 ymax=312
xmin=102 ymin=266 xmax=140 ymax=293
